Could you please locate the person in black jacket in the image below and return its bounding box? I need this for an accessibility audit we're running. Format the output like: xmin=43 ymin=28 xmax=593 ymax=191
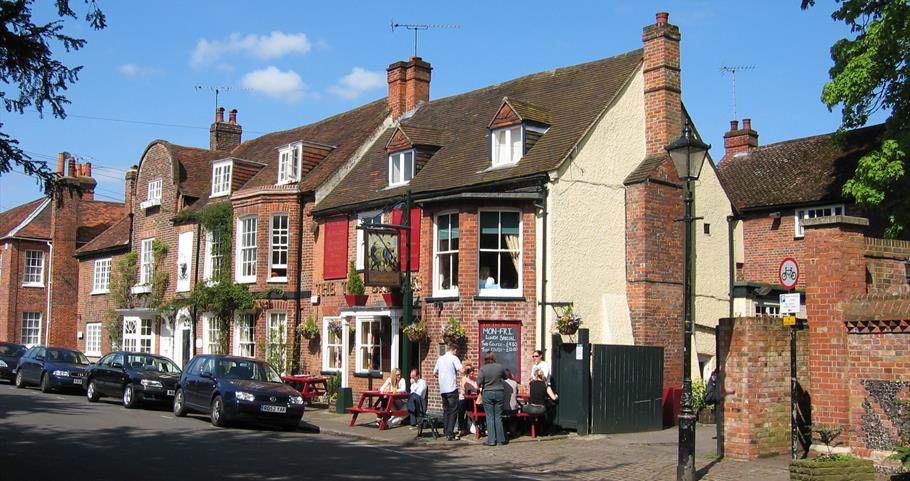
xmin=477 ymin=351 xmax=507 ymax=446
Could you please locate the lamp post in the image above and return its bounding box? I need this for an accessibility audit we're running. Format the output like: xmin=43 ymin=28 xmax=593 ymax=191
xmin=666 ymin=120 xmax=710 ymax=481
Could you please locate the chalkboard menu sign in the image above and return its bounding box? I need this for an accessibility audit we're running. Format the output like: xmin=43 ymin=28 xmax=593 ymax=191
xmin=478 ymin=321 xmax=522 ymax=378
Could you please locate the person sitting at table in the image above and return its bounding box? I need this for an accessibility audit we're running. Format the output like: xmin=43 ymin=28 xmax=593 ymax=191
xmin=457 ymin=363 xmax=480 ymax=437
xmin=375 ymin=368 xmax=406 ymax=425
xmin=523 ymin=369 xmax=559 ymax=435
xmin=502 ymin=369 xmax=520 ymax=438
xmin=406 ymin=368 xmax=428 ymax=427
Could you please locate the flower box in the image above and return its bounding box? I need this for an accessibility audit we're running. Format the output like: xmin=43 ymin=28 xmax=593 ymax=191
xmin=344 ymin=294 xmax=368 ymax=307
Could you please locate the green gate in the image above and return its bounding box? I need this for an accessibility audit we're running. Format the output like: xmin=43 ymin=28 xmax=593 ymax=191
xmin=551 ymin=330 xmax=591 ymax=434
xmin=591 ymin=344 xmax=664 ymax=433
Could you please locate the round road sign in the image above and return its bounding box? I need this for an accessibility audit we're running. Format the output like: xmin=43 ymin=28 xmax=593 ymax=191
xmin=778 ymin=257 xmax=799 ymax=290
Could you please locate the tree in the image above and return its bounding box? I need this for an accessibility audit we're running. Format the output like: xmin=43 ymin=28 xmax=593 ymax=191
xmin=0 ymin=0 xmax=106 ymax=195
xmin=802 ymin=0 xmax=910 ymax=238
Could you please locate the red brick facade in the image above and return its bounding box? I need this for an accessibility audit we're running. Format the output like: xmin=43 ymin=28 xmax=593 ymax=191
xmin=76 ymin=252 xmax=127 ymax=357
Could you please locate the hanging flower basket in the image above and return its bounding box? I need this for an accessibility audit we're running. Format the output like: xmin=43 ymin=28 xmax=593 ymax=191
xmin=297 ymin=316 xmax=319 ymax=340
xmin=403 ymin=319 xmax=427 ymax=343
xmin=555 ymin=306 xmax=582 ymax=335
xmin=327 ymin=318 xmax=344 ymax=337
xmin=442 ymin=317 xmax=467 ymax=345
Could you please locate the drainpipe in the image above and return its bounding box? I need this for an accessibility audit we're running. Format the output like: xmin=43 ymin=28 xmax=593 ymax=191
xmin=191 ymin=222 xmax=202 ymax=361
xmin=45 ymin=240 xmax=53 ymax=345
xmin=538 ymin=183 xmax=549 ymax=358
xmin=295 ymin=192 xmax=305 ymax=371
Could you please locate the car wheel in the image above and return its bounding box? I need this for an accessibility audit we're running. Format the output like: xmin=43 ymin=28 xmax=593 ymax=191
xmin=173 ymin=389 xmax=187 ymax=417
xmin=210 ymin=395 xmax=227 ymax=427
xmin=15 ymin=371 xmax=25 ymax=389
xmin=86 ymin=379 xmax=99 ymax=402
xmin=122 ymin=384 xmax=138 ymax=409
xmin=40 ymin=373 xmax=51 ymax=393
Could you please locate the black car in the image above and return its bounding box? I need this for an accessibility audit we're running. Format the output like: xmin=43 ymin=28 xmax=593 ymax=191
xmin=15 ymin=346 xmax=89 ymax=392
xmin=173 ymin=355 xmax=304 ymax=430
xmin=84 ymin=351 xmax=182 ymax=408
xmin=0 ymin=342 xmax=27 ymax=382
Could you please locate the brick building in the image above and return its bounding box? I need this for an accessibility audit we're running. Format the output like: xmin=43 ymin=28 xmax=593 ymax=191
xmin=0 ymin=155 xmax=123 ymax=348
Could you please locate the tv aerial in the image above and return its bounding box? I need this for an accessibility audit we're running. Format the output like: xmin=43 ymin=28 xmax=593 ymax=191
xmin=195 ymin=85 xmax=249 ymax=111
xmin=720 ymin=65 xmax=755 ymax=121
xmin=391 ymin=20 xmax=460 ymax=58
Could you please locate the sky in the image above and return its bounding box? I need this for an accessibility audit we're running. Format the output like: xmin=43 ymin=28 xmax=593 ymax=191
xmin=0 ymin=1 xmax=887 ymax=211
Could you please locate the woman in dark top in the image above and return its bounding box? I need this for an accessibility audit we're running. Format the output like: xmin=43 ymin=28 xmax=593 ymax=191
xmin=477 ymin=351 xmax=507 ymax=446
xmin=523 ymin=370 xmax=559 ymax=433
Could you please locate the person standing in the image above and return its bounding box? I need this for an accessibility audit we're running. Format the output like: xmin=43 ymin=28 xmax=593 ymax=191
xmin=434 ymin=344 xmax=464 ymax=441
xmin=477 ymin=351 xmax=507 ymax=446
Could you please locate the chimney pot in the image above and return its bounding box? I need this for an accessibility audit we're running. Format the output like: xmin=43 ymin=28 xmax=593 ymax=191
xmin=229 ymin=108 xmax=237 ymax=124
xmin=85 ymin=162 xmax=92 ymax=178
xmin=729 ymin=120 xmax=739 ymax=132
xmin=723 ymin=117 xmax=759 ymax=162
xmin=742 ymin=118 xmax=752 ymax=131
xmin=67 ymin=157 xmax=77 ymax=177
xmin=656 ymin=12 xmax=669 ymax=25
xmin=56 ymin=152 xmax=66 ymax=176
xmin=216 ymin=107 xmax=225 ymax=123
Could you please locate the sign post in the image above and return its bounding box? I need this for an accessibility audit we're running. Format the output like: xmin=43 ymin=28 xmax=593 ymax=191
xmin=778 ymin=257 xmax=800 ymax=459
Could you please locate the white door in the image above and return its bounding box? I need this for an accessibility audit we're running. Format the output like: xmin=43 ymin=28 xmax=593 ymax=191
xmin=159 ymin=317 xmax=174 ymax=360
xmin=173 ymin=314 xmax=192 ymax=367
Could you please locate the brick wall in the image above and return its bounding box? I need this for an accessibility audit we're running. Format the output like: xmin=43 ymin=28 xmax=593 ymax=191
xmin=739 ymin=210 xmax=807 ymax=287
xmin=717 ymin=316 xmax=809 ymax=460
xmin=864 ymin=237 xmax=910 ymax=296
xmin=77 ymin=252 xmax=126 ymax=357
xmin=0 ymin=239 xmax=49 ymax=343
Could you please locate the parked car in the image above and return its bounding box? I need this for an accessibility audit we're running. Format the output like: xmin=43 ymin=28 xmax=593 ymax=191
xmin=15 ymin=346 xmax=89 ymax=392
xmin=0 ymin=342 xmax=27 ymax=382
xmin=173 ymin=355 xmax=304 ymax=430
xmin=84 ymin=351 xmax=181 ymax=408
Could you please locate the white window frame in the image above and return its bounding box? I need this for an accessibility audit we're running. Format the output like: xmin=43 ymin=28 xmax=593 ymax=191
xmin=355 ymin=317 xmax=382 ymax=375
xmin=755 ymin=302 xmax=782 ymax=318
xmin=211 ymin=160 xmax=233 ymax=197
xmin=387 ymin=150 xmax=415 ymax=187
xmin=233 ymin=312 xmax=256 ymax=358
xmin=491 ymin=126 xmax=523 ymax=166
xmin=85 ymin=323 xmax=102 ymax=356
xmin=122 ymin=318 xmax=155 ymax=354
xmin=355 ymin=211 xmax=383 ymax=270
xmin=202 ymin=314 xmax=221 ymax=355
xmin=203 ymin=231 xmax=224 ymax=281
xmin=794 ymin=204 xmax=845 ymax=238
xmin=477 ymin=208 xmax=523 ymax=298
xmin=139 ymin=238 xmax=154 ymax=286
xmin=269 ymin=213 xmax=289 ymax=282
xmin=433 ymin=211 xmax=459 ymax=297
xmin=92 ymin=258 xmax=112 ymax=294
xmin=236 ymin=215 xmax=257 ymax=284
xmin=21 ymin=312 xmax=41 ymax=347
xmin=277 ymin=143 xmax=302 ymax=184
xmin=22 ymin=250 xmax=44 ymax=287
xmin=321 ymin=316 xmax=344 ymax=373
xmin=147 ymin=179 xmax=162 ymax=202
xmin=267 ymin=311 xmax=288 ymax=373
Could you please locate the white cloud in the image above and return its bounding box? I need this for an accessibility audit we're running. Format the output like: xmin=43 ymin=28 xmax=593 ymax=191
xmin=191 ymin=31 xmax=312 ymax=67
xmin=241 ymin=66 xmax=306 ymax=103
xmin=118 ymin=63 xmax=158 ymax=77
xmin=328 ymin=67 xmax=386 ymax=100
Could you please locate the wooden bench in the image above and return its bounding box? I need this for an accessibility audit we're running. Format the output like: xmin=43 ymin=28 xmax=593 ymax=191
xmin=464 ymin=395 xmax=540 ymax=439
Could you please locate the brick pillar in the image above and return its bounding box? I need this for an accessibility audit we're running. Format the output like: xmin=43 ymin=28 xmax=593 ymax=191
xmin=642 ymin=11 xmax=682 ymax=156
xmin=802 ymin=215 xmax=869 ymax=432
xmin=387 ymin=57 xmax=431 ymax=120
xmin=49 ymin=177 xmax=84 ymax=348
xmin=210 ymin=107 xmax=242 ymax=151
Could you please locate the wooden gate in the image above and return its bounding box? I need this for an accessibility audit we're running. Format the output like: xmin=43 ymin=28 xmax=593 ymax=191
xmin=591 ymin=344 xmax=664 ymax=434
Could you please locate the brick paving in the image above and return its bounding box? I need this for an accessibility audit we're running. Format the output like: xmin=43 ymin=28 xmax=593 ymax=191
xmin=305 ymin=408 xmax=791 ymax=481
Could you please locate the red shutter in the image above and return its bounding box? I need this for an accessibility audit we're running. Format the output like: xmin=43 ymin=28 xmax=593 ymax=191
xmin=323 ymin=216 xmax=349 ymax=279
xmin=391 ymin=207 xmax=421 ymax=271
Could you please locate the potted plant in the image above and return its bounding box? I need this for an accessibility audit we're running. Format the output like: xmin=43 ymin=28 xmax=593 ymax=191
xmin=403 ymin=318 xmax=427 ymax=342
xmin=789 ymin=425 xmax=875 ymax=481
xmin=325 ymin=374 xmax=340 ymax=410
xmin=297 ymin=315 xmax=319 ymax=340
xmin=442 ymin=317 xmax=466 ymax=346
xmin=344 ymin=260 xmax=368 ymax=306
xmin=554 ymin=305 xmax=582 ymax=335
xmin=381 ymin=286 xmax=403 ymax=307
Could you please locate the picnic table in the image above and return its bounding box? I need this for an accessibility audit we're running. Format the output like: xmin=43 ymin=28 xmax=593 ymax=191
xmin=346 ymin=390 xmax=410 ymax=430
xmin=282 ymin=375 xmax=328 ymax=404
xmin=464 ymin=393 xmax=538 ymax=439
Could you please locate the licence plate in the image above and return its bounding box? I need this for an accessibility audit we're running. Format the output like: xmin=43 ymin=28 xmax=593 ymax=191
xmin=166 ymin=390 xmax=175 ymax=396
xmin=261 ymin=405 xmax=287 ymax=413
xmin=73 ymin=379 xmax=83 ymax=385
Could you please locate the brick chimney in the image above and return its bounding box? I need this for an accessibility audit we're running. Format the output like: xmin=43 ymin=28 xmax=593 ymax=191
xmin=387 ymin=57 xmax=432 ymax=120
xmin=210 ymin=107 xmax=242 ymax=151
xmin=642 ymin=12 xmax=682 ymax=156
xmin=124 ymin=165 xmax=138 ymax=215
xmin=722 ymin=118 xmax=759 ymax=162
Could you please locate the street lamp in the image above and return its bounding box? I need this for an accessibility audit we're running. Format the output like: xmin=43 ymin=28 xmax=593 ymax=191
xmin=666 ymin=119 xmax=710 ymax=481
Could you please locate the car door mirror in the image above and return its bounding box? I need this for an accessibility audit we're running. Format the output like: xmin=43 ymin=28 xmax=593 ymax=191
xmin=199 ymin=370 xmax=213 ymax=379
xmin=111 ymin=362 xmax=123 ymax=369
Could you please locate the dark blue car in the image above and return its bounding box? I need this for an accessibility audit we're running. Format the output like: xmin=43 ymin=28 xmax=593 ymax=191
xmin=172 ymin=355 xmax=304 ymax=430
xmin=15 ymin=346 xmax=89 ymax=392
xmin=84 ymin=351 xmax=182 ymax=408
xmin=0 ymin=342 xmax=27 ymax=382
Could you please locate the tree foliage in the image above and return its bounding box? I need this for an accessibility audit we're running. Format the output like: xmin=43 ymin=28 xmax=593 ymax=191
xmin=802 ymin=0 xmax=910 ymax=237
xmin=0 ymin=0 xmax=106 ymax=194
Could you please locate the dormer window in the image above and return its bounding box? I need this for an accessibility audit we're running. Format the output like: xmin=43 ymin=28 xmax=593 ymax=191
xmin=491 ymin=126 xmax=523 ymax=166
xmin=278 ymin=143 xmax=302 ymax=184
xmin=211 ymin=160 xmax=232 ymax=197
xmin=388 ymin=150 xmax=415 ymax=187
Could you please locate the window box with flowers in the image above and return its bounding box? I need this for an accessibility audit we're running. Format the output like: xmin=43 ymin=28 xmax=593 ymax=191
xmin=554 ymin=306 xmax=582 ymax=336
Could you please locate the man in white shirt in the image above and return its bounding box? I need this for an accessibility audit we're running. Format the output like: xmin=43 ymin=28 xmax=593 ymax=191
xmin=529 ymin=350 xmax=551 ymax=385
xmin=403 ymin=368 xmax=428 ymax=426
xmin=434 ymin=344 xmax=464 ymax=440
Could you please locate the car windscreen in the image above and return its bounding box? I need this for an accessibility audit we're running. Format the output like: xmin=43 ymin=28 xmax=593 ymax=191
xmin=124 ymin=354 xmax=181 ymax=373
xmin=215 ymin=359 xmax=282 ymax=383
xmin=46 ymin=349 xmax=89 ymax=365
xmin=0 ymin=344 xmax=25 ymax=356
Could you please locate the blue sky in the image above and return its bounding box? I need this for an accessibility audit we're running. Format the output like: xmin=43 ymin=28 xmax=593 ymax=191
xmin=0 ymin=1 xmax=882 ymax=210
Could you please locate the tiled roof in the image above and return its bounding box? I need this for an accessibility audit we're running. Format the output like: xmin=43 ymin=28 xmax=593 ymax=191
xmin=0 ymin=198 xmax=48 ymax=239
xmin=166 ymin=143 xmax=231 ymax=200
xmin=78 ymin=201 xmax=126 ymax=243
xmin=503 ymin=97 xmax=553 ymax=126
xmin=75 ymin=215 xmax=131 ymax=256
xmin=231 ymin=100 xmax=390 ymax=192
xmin=717 ymin=124 xmax=885 ymax=211
xmin=12 ymin=201 xmax=51 ymax=240
xmin=315 ymin=50 xmax=644 ymax=213
xmin=396 ymin=125 xmax=450 ymax=147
